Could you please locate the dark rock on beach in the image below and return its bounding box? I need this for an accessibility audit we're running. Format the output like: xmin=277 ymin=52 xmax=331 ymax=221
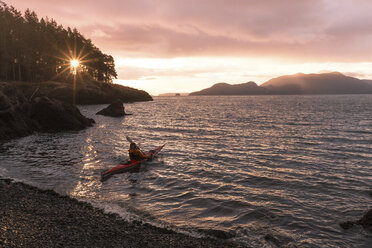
xmin=357 ymin=209 xmax=372 ymax=232
xmin=340 ymin=209 xmax=372 ymax=233
xmin=197 ymin=229 xmax=236 ymax=240
xmin=0 ymin=82 xmax=94 ymax=142
xmin=339 ymin=221 xmax=355 ymax=230
xmin=96 ymin=100 xmax=129 ymax=117
xmin=0 ymin=179 xmax=245 ymax=248
xmin=0 ymin=89 xmax=32 ymax=140
xmin=30 ymin=96 xmax=95 ymax=131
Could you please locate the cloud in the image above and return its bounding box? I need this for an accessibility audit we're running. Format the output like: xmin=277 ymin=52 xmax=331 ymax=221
xmin=91 ymin=29 xmax=111 ymax=38
xmin=343 ymin=71 xmax=372 ymax=79
xmin=115 ymin=61 xmax=229 ymax=80
xmin=6 ymin=0 xmax=372 ymax=62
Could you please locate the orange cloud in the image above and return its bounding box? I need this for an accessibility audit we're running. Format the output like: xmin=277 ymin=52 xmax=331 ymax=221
xmin=6 ymin=0 xmax=372 ymax=95
xmin=6 ymin=0 xmax=372 ymax=61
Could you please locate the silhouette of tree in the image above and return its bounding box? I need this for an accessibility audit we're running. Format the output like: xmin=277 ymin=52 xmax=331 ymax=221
xmin=0 ymin=1 xmax=117 ymax=83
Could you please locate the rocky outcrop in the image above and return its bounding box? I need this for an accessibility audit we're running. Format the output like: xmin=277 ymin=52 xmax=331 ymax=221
xmin=96 ymin=100 xmax=129 ymax=117
xmin=0 ymin=78 xmax=152 ymax=141
xmin=10 ymin=80 xmax=152 ymax=104
xmin=30 ymin=97 xmax=95 ymax=131
xmin=0 ymin=82 xmax=94 ymax=142
xmin=0 ymin=88 xmax=32 ymax=141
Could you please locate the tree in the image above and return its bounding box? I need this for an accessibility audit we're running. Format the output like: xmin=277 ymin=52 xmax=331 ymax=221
xmin=0 ymin=2 xmax=117 ymax=83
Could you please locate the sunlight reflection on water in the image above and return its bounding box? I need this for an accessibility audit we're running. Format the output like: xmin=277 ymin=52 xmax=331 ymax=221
xmin=1 ymin=95 xmax=372 ymax=247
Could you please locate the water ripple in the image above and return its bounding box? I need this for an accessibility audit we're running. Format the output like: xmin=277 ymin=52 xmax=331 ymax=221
xmin=1 ymin=96 xmax=372 ymax=247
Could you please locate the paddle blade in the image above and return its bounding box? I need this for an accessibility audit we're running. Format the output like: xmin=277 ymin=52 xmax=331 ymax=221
xmin=126 ymin=136 xmax=133 ymax=143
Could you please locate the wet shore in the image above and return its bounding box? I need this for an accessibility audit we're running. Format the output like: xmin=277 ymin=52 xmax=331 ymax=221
xmin=0 ymin=178 xmax=245 ymax=248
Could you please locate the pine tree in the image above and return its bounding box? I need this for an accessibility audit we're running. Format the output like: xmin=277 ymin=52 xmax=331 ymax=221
xmin=0 ymin=2 xmax=117 ymax=83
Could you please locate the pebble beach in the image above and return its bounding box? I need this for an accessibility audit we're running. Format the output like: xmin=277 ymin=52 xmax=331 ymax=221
xmin=0 ymin=178 xmax=245 ymax=248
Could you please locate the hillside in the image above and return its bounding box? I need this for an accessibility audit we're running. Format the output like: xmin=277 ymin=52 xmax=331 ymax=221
xmin=261 ymin=72 xmax=372 ymax=94
xmin=189 ymin=72 xmax=372 ymax=95
xmin=189 ymin=82 xmax=267 ymax=96
xmin=10 ymin=80 xmax=152 ymax=104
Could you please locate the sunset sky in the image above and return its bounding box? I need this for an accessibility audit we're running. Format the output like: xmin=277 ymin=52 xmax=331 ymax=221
xmin=6 ymin=0 xmax=372 ymax=95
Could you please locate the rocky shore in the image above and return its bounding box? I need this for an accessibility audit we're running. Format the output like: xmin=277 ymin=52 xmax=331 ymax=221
xmin=96 ymin=100 xmax=129 ymax=117
xmin=0 ymin=179 xmax=245 ymax=248
xmin=0 ymin=82 xmax=94 ymax=142
xmin=7 ymin=80 xmax=153 ymax=104
xmin=0 ymin=80 xmax=152 ymax=142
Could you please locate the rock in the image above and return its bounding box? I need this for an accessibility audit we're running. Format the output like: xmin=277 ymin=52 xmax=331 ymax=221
xmin=264 ymin=234 xmax=281 ymax=246
xmin=0 ymin=83 xmax=95 ymax=142
xmin=0 ymin=87 xmax=33 ymax=141
xmin=339 ymin=221 xmax=355 ymax=230
xmin=96 ymin=100 xmax=127 ymax=117
xmin=340 ymin=209 xmax=372 ymax=233
xmin=0 ymin=91 xmax=11 ymax=110
xmin=30 ymin=97 xmax=95 ymax=131
xmin=197 ymin=229 xmax=235 ymax=240
xmin=357 ymin=209 xmax=372 ymax=232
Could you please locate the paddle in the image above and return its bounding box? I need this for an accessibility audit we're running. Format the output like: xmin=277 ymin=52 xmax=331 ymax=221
xmin=126 ymin=136 xmax=134 ymax=144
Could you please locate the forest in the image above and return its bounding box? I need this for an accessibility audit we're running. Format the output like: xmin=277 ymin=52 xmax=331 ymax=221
xmin=0 ymin=1 xmax=117 ymax=83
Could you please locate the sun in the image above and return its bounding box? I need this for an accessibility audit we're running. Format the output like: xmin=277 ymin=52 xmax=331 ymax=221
xmin=70 ymin=59 xmax=80 ymax=75
xmin=70 ymin=59 xmax=80 ymax=68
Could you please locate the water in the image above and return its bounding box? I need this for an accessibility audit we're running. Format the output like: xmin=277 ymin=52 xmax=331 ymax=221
xmin=1 ymin=95 xmax=371 ymax=247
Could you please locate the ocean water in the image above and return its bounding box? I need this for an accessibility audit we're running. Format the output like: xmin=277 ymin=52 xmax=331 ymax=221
xmin=1 ymin=95 xmax=371 ymax=247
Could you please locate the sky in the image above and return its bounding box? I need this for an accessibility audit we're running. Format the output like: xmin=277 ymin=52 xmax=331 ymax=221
xmin=6 ymin=0 xmax=372 ymax=95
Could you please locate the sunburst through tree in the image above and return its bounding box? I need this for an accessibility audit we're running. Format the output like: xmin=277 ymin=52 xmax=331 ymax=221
xmin=0 ymin=3 xmax=117 ymax=84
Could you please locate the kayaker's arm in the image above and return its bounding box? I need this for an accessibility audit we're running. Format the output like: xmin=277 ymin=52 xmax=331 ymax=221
xmin=130 ymin=149 xmax=148 ymax=160
xmin=139 ymin=150 xmax=148 ymax=159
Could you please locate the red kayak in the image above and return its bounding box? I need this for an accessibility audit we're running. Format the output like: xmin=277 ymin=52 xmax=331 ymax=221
xmin=100 ymin=145 xmax=165 ymax=182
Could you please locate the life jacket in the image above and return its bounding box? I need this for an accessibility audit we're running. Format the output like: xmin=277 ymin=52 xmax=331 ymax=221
xmin=129 ymin=148 xmax=146 ymax=161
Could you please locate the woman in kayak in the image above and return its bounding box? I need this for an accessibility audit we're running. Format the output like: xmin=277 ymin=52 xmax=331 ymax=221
xmin=129 ymin=142 xmax=148 ymax=161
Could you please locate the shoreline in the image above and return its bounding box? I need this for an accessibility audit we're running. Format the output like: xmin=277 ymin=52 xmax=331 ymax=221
xmin=0 ymin=178 xmax=245 ymax=248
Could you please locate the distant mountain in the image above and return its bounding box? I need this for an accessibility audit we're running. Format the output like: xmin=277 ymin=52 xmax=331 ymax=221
xmin=189 ymin=82 xmax=267 ymax=95
xmin=362 ymin=79 xmax=372 ymax=86
xmin=158 ymin=93 xmax=189 ymax=96
xmin=261 ymin=72 xmax=372 ymax=94
xmin=189 ymin=72 xmax=372 ymax=95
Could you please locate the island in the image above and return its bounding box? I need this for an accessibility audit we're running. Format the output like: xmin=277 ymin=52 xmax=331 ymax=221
xmin=189 ymin=72 xmax=372 ymax=95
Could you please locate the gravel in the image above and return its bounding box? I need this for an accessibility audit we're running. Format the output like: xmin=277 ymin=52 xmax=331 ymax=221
xmin=0 ymin=178 xmax=247 ymax=248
